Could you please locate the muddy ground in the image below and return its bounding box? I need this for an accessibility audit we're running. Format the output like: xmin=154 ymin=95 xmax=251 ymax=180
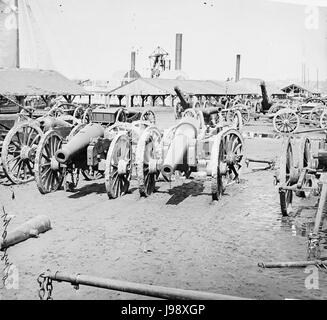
xmin=1 ymin=109 xmax=327 ymax=300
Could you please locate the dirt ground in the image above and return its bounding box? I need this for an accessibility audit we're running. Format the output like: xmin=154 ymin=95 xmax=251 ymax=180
xmin=1 ymin=109 xmax=327 ymax=300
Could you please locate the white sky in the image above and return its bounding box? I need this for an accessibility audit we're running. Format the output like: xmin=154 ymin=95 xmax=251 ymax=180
xmin=30 ymin=0 xmax=327 ymax=81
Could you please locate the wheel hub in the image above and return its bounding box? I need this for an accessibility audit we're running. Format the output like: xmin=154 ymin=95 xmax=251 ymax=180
xmin=20 ymin=145 xmax=33 ymax=160
xmin=226 ymin=152 xmax=238 ymax=165
xmin=50 ymin=157 xmax=60 ymax=171
xmin=118 ymin=159 xmax=128 ymax=175
xmin=148 ymin=158 xmax=158 ymax=174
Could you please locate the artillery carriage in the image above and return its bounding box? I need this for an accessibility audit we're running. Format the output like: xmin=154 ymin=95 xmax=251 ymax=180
xmin=276 ymin=130 xmax=327 ymax=259
xmin=135 ymin=107 xmax=244 ymax=200
xmin=34 ymin=106 xmax=158 ymax=198
xmin=0 ymin=100 xmax=89 ymax=184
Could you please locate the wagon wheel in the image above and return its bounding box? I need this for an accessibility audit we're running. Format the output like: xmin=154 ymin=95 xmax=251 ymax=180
xmin=1 ymin=122 xmax=43 ymax=184
xmin=240 ymin=107 xmax=250 ymax=123
xmin=279 ymin=138 xmax=294 ymax=216
xmin=115 ymin=108 xmax=127 ymax=123
xmin=66 ymin=122 xmax=86 ymax=141
xmin=309 ymin=106 xmax=326 ymax=122
xmin=232 ymin=104 xmax=250 ymax=124
xmin=140 ymin=109 xmax=156 ymax=124
xmin=82 ymin=169 xmax=104 ymax=181
xmin=211 ymin=128 xmax=244 ymax=200
xmin=182 ymin=108 xmax=205 ymax=130
xmin=231 ymin=110 xmax=243 ymax=130
xmin=34 ymin=130 xmax=65 ymax=194
xmin=82 ymin=107 xmax=92 ymax=124
xmin=136 ymin=127 xmax=162 ymax=197
xmin=273 ymin=109 xmax=299 ymax=134
xmin=73 ymin=105 xmax=85 ymax=121
xmin=105 ymin=133 xmax=132 ymax=199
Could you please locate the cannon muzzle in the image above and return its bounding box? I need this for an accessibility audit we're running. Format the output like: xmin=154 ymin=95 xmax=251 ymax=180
xmin=161 ymin=121 xmax=197 ymax=178
xmin=55 ymin=123 xmax=104 ymax=164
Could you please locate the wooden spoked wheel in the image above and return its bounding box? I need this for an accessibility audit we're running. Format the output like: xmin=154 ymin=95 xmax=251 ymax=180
xmin=227 ymin=105 xmax=250 ymax=124
xmin=66 ymin=123 xmax=87 ymax=141
xmin=211 ymin=129 xmax=244 ymax=201
xmin=73 ymin=105 xmax=85 ymax=121
xmin=279 ymin=138 xmax=294 ymax=216
xmin=105 ymin=133 xmax=132 ymax=199
xmin=309 ymin=105 xmax=326 ymax=122
xmin=140 ymin=109 xmax=156 ymax=124
xmin=34 ymin=130 xmax=65 ymax=194
xmin=115 ymin=108 xmax=127 ymax=123
xmin=1 ymin=122 xmax=43 ymax=184
xmin=81 ymin=169 xmax=104 ymax=181
xmin=182 ymin=108 xmax=205 ymax=130
xmin=273 ymin=109 xmax=299 ymax=134
xmin=82 ymin=107 xmax=92 ymax=124
xmin=230 ymin=110 xmax=243 ymax=130
xmin=136 ymin=127 xmax=162 ymax=197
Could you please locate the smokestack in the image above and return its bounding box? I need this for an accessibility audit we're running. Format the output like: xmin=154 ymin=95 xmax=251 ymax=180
xmin=175 ymin=33 xmax=182 ymax=70
xmin=235 ymin=54 xmax=241 ymax=82
xmin=131 ymin=51 xmax=136 ymax=71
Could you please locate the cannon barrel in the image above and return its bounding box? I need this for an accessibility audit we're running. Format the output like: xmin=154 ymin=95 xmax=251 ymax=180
xmin=174 ymin=86 xmax=190 ymax=110
xmin=260 ymin=81 xmax=272 ymax=113
xmin=37 ymin=116 xmax=73 ymax=131
xmin=161 ymin=120 xmax=197 ymax=178
xmin=55 ymin=123 xmax=104 ymax=164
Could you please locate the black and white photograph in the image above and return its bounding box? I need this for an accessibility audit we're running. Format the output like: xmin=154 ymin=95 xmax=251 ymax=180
xmin=0 ymin=0 xmax=327 ymax=306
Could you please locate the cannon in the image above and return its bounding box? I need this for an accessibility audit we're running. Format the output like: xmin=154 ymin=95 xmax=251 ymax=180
xmin=173 ymin=86 xmax=196 ymax=119
xmin=276 ymin=130 xmax=327 ymax=259
xmin=34 ymin=107 xmax=159 ymax=198
xmin=135 ymin=108 xmax=244 ymax=199
xmin=0 ymin=103 xmax=84 ymax=184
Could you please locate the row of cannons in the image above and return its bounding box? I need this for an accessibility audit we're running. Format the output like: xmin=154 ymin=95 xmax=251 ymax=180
xmin=0 ymin=95 xmax=244 ymax=201
xmin=174 ymin=84 xmax=327 ymax=135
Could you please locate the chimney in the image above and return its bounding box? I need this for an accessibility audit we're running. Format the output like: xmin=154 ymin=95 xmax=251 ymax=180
xmin=131 ymin=51 xmax=136 ymax=71
xmin=235 ymin=54 xmax=241 ymax=82
xmin=175 ymin=33 xmax=182 ymax=70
